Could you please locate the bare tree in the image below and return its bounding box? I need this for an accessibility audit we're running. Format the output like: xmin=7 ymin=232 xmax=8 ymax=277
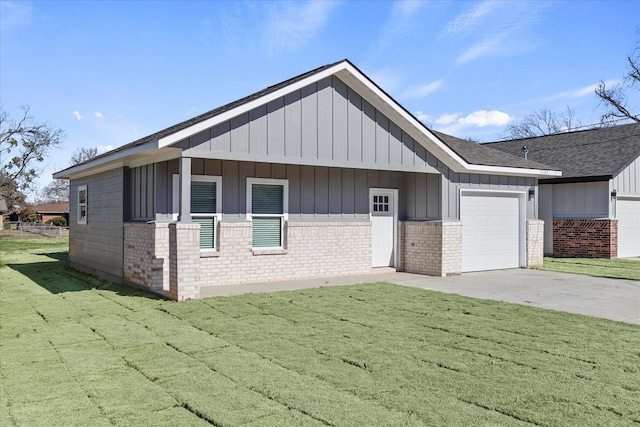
xmin=0 ymin=106 xmax=65 ymax=201
xmin=595 ymin=41 xmax=640 ymax=124
xmin=502 ymin=107 xmax=582 ymax=140
xmin=70 ymin=147 xmax=98 ymax=166
xmin=39 ymin=179 xmax=70 ymax=203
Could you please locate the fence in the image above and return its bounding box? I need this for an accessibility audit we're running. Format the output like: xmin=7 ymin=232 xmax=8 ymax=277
xmin=2 ymin=222 xmax=68 ymax=239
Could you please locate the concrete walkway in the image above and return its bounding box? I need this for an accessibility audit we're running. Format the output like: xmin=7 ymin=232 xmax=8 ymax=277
xmin=200 ymin=269 xmax=640 ymax=325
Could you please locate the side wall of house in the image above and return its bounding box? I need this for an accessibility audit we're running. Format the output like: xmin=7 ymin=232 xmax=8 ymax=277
xmin=69 ymin=168 xmax=126 ymax=283
xmin=612 ymin=155 xmax=640 ymax=197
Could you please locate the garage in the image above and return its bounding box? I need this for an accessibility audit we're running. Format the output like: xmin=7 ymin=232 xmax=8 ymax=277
xmin=617 ymin=198 xmax=640 ymax=258
xmin=461 ymin=192 xmax=523 ymax=272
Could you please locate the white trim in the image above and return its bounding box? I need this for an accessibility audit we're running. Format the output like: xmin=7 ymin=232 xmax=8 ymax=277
xmin=77 ymin=185 xmax=88 ymax=225
xmin=459 ymin=189 xmax=527 ymax=268
xmin=246 ymin=178 xmax=289 ymax=249
xmin=172 ymin=174 xmax=222 ymax=250
xmin=369 ymin=188 xmax=398 ymax=268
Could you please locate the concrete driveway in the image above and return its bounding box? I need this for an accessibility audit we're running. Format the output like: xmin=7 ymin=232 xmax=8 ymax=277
xmin=201 ymin=269 xmax=640 ymax=325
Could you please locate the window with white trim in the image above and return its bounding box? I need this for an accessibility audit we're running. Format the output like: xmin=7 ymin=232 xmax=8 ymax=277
xmin=173 ymin=175 xmax=222 ymax=250
xmin=247 ymin=178 xmax=288 ymax=249
xmin=77 ymin=185 xmax=87 ymax=224
xmin=191 ymin=176 xmax=221 ymax=250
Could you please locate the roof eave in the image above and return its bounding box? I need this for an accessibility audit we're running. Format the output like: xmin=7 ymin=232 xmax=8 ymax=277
xmin=53 ymin=140 xmax=161 ymax=180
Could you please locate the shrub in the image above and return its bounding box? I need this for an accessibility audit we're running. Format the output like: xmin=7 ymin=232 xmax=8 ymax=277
xmin=45 ymin=216 xmax=67 ymax=227
xmin=18 ymin=207 xmax=38 ymax=222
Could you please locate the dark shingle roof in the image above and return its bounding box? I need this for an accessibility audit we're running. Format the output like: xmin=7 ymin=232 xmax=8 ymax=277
xmin=430 ymin=130 xmax=554 ymax=170
xmin=485 ymin=123 xmax=640 ymax=182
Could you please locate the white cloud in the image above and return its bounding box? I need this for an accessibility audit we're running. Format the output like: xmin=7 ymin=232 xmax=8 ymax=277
xmin=72 ymin=111 xmax=83 ymax=121
xmin=403 ymin=80 xmax=443 ymax=98
xmin=265 ymin=1 xmax=338 ymax=53
xmin=94 ymin=112 xmax=103 ymax=118
xmin=414 ymin=111 xmax=431 ymax=123
xmin=373 ymin=0 xmax=426 ymax=55
xmin=368 ymin=67 xmax=406 ymax=96
xmin=444 ymin=1 xmax=548 ymax=65
xmin=0 ymin=1 xmax=32 ymax=32
xmin=442 ymin=1 xmax=497 ymax=38
xmin=544 ymin=80 xmax=619 ymax=102
xmin=96 ymin=145 xmax=113 ymax=154
xmin=435 ymin=113 xmax=459 ymax=125
xmin=457 ymin=110 xmax=512 ymax=127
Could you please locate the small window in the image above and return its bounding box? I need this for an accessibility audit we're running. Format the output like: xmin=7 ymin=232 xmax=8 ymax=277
xmin=78 ymin=185 xmax=87 ymax=224
xmin=190 ymin=176 xmax=222 ymax=250
xmin=247 ymin=178 xmax=288 ymax=249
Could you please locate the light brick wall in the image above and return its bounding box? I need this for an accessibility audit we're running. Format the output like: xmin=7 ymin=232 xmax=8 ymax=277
xmin=526 ymin=219 xmax=544 ymax=267
xmin=199 ymin=221 xmax=372 ymax=286
xmin=169 ymin=223 xmax=201 ymax=301
xmin=398 ymin=221 xmax=462 ymax=276
xmin=123 ymin=223 xmax=169 ymax=292
xmin=553 ymin=219 xmax=618 ymax=258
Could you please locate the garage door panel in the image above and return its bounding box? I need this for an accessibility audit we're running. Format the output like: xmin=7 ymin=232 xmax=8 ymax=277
xmin=462 ymin=194 xmax=520 ymax=272
xmin=618 ymin=199 xmax=640 ymax=258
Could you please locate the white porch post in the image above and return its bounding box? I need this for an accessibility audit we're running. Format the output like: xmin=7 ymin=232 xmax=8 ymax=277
xmin=178 ymin=157 xmax=192 ymax=222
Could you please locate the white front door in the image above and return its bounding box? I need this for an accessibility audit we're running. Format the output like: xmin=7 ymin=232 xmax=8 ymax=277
xmin=371 ymin=189 xmax=396 ymax=267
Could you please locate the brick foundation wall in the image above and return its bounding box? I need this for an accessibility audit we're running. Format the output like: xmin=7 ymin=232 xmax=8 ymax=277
xmin=199 ymin=221 xmax=372 ymax=286
xmin=553 ymin=219 xmax=618 ymax=258
xmin=123 ymin=223 xmax=169 ymax=292
xmin=526 ymin=220 xmax=544 ymax=267
xmin=398 ymin=221 xmax=462 ymax=276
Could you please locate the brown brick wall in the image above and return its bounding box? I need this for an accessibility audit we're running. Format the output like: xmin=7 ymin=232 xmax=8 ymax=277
xmin=553 ymin=219 xmax=618 ymax=258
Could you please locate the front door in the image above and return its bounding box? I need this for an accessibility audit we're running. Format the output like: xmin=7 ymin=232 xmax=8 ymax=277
xmin=371 ymin=189 xmax=396 ymax=267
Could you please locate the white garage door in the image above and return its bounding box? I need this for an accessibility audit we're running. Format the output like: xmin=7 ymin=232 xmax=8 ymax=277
xmin=461 ymin=193 xmax=521 ymax=272
xmin=617 ymin=199 xmax=640 ymax=258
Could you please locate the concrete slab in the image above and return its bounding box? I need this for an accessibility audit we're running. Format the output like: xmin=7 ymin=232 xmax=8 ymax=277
xmin=200 ymin=269 xmax=640 ymax=325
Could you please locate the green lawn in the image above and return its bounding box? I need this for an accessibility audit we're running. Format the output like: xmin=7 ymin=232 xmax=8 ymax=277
xmin=537 ymin=256 xmax=640 ymax=280
xmin=1 ymin=239 xmax=639 ymax=426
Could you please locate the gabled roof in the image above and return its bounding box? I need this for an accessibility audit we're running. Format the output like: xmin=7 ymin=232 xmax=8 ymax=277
xmin=32 ymin=202 xmax=70 ymax=213
xmin=486 ymin=123 xmax=640 ymax=182
xmin=55 ymin=60 xmax=560 ymax=180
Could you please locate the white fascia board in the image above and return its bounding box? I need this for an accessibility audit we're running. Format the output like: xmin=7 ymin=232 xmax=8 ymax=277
xmin=158 ymin=63 xmax=352 ymax=148
xmin=464 ymin=164 xmax=563 ymax=178
xmin=53 ymin=140 xmax=160 ymax=179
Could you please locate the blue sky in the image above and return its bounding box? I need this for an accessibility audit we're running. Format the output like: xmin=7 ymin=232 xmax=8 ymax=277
xmin=1 ymin=0 xmax=639 ymax=197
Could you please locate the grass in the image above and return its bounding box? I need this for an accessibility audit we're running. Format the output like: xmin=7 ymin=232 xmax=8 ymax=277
xmin=1 ymin=238 xmax=639 ymax=426
xmin=537 ymin=256 xmax=640 ymax=280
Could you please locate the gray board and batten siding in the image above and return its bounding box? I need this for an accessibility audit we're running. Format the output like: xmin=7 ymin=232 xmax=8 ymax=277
xmin=69 ymin=168 xmax=127 ymax=283
xmin=613 ymin=155 xmax=639 ymax=197
xmin=127 ymin=76 xmax=538 ymax=223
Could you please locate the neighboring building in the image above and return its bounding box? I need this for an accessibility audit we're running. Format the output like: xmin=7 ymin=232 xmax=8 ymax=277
xmin=32 ymin=202 xmax=70 ymax=224
xmin=54 ymin=60 xmax=560 ymax=300
xmin=487 ymin=124 xmax=640 ymax=258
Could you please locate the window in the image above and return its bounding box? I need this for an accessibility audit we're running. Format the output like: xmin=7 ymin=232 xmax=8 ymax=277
xmin=247 ymin=178 xmax=288 ymax=249
xmin=190 ymin=176 xmax=222 ymax=250
xmin=372 ymin=194 xmax=390 ymax=212
xmin=78 ymin=185 xmax=87 ymax=224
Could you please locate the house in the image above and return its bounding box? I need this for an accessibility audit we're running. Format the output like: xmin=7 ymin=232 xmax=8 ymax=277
xmin=32 ymin=202 xmax=70 ymax=224
xmin=54 ymin=60 xmax=560 ymax=301
xmin=487 ymin=124 xmax=640 ymax=258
